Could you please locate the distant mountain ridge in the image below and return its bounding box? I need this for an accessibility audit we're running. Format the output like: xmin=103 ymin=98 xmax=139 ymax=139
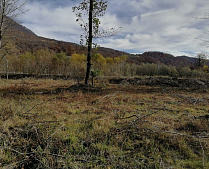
xmin=7 ymin=18 xmax=208 ymax=67
xmin=129 ymin=51 xmax=208 ymax=67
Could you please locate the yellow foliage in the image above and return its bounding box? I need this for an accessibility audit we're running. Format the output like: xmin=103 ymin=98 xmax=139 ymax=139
xmin=114 ymin=55 xmax=128 ymax=63
xmin=114 ymin=57 xmax=121 ymax=63
xmin=70 ymin=53 xmax=86 ymax=64
xmin=106 ymin=57 xmax=114 ymax=65
xmin=203 ymin=65 xmax=209 ymax=73
xmin=120 ymin=55 xmax=128 ymax=61
xmin=19 ymin=52 xmax=35 ymax=60
xmin=92 ymin=53 xmax=106 ymax=65
xmin=34 ymin=49 xmax=55 ymax=60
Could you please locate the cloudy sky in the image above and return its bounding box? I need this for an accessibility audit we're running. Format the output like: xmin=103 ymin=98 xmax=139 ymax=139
xmin=20 ymin=0 xmax=209 ymax=56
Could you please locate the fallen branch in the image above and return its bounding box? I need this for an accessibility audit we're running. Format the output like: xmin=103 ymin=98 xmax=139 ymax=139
xmin=22 ymin=97 xmax=57 ymax=115
xmin=0 ymin=146 xmax=33 ymax=156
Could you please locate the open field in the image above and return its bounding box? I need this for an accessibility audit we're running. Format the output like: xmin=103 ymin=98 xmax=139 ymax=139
xmin=0 ymin=78 xmax=209 ymax=168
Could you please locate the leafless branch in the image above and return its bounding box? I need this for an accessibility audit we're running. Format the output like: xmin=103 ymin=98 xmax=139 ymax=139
xmin=46 ymin=124 xmax=65 ymax=141
xmin=0 ymin=0 xmax=28 ymax=58
xmin=0 ymin=146 xmax=33 ymax=155
xmin=22 ymin=97 xmax=56 ymax=115
xmin=199 ymin=140 xmax=205 ymax=167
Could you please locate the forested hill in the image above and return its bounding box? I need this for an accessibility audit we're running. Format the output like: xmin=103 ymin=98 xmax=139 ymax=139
xmin=8 ymin=18 xmax=128 ymax=58
xmin=128 ymin=51 xmax=209 ymax=67
xmin=7 ymin=18 xmax=208 ymax=67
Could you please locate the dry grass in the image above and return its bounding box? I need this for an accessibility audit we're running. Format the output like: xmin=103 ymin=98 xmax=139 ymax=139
xmin=0 ymin=78 xmax=209 ymax=168
xmin=0 ymin=78 xmax=75 ymax=94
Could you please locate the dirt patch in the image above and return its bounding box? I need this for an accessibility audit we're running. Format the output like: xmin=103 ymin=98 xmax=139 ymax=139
xmin=109 ymin=77 xmax=209 ymax=89
xmin=54 ymin=84 xmax=103 ymax=93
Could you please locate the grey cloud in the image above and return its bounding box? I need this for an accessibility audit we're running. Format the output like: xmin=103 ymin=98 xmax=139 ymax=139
xmin=20 ymin=0 xmax=209 ymax=56
xmin=22 ymin=1 xmax=82 ymax=43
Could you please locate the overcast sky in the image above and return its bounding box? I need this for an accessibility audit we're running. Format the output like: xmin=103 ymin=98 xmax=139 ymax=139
xmin=20 ymin=0 xmax=209 ymax=56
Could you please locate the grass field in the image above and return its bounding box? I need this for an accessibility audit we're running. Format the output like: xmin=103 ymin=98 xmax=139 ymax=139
xmin=0 ymin=78 xmax=209 ymax=169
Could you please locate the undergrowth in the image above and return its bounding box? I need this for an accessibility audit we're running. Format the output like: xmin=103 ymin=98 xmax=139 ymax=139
xmin=0 ymin=79 xmax=209 ymax=168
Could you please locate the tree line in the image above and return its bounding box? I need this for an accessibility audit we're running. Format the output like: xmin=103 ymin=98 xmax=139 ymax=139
xmin=0 ymin=0 xmax=209 ymax=82
xmin=1 ymin=49 xmax=208 ymax=80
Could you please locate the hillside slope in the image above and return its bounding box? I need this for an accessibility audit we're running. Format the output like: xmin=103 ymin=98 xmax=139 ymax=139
xmin=129 ymin=51 xmax=208 ymax=67
xmin=7 ymin=19 xmax=127 ymax=57
xmin=6 ymin=18 xmax=208 ymax=67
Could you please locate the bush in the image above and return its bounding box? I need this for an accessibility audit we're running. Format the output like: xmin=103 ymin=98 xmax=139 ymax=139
xmin=158 ymin=64 xmax=171 ymax=76
xmin=191 ymin=70 xmax=206 ymax=78
xmin=136 ymin=63 xmax=157 ymax=76
xmin=179 ymin=67 xmax=192 ymax=77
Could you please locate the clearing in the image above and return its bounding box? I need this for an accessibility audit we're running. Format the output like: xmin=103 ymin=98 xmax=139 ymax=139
xmin=0 ymin=77 xmax=209 ymax=168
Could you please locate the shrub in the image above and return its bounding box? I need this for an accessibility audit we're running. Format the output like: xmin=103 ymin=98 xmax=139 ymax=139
xmin=179 ymin=67 xmax=192 ymax=77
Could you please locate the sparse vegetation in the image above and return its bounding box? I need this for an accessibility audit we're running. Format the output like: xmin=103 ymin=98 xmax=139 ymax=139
xmin=1 ymin=50 xmax=209 ymax=79
xmin=0 ymin=1 xmax=209 ymax=168
xmin=0 ymin=78 xmax=209 ymax=168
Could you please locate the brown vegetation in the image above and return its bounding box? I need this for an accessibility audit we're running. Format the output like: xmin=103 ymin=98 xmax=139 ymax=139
xmin=0 ymin=78 xmax=209 ymax=168
xmin=5 ymin=19 xmax=209 ymax=69
xmin=0 ymin=17 xmax=209 ymax=169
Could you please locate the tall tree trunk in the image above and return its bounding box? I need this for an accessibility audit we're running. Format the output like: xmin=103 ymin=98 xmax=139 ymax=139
xmin=85 ymin=0 xmax=93 ymax=85
xmin=0 ymin=0 xmax=6 ymax=51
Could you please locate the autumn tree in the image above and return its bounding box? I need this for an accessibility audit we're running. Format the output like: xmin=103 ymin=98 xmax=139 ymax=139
xmin=92 ymin=53 xmax=106 ymax=70
xmin=73 ymin=0 xmax=119 ymax=85
xmin=196 ymin=53 xmax=207 ymax=69
xmin=70 ymin=53 xmax=86 ymax=83
xmin=0 ymin=0 xmax=27 ymax=58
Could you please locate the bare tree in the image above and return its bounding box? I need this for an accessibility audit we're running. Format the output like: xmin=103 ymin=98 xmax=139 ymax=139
xmin=73 ymin=0 xmax=120 ymax=85
xmin=0 ymin=0 xmax=27 ymax=58
xmin=196 ymin=53 xmax=207 ymax=69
